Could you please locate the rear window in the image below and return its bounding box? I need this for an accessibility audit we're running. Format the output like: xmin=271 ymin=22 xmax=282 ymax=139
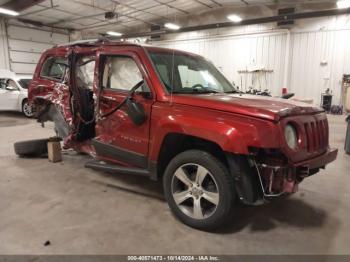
xmin=40 ymin=56 xmax=68 ymax=81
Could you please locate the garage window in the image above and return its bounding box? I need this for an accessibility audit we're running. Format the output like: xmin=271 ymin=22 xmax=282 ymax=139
xmin=40 ymin=56 xmax=68 ymax=82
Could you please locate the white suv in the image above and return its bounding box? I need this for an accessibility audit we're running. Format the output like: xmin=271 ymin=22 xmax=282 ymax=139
xmin=0 ymin=70 xmax=33 ymax=117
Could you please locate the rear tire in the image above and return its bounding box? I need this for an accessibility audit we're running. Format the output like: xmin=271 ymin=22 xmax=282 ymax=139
xmin=14 ymin=139 xmax=49 ymax=157
xmin=22 ymin=99 xmax=33 ymax=118
xmin=163 ymin=150 xmax=236 ymax=231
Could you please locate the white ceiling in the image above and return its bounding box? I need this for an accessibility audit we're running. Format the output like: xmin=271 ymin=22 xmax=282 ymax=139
xmin=4 ymin=0 xmax=340 ymax=35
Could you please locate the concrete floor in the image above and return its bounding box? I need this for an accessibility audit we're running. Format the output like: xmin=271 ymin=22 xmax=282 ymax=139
xmin=0 ymin=112 xmax=349 ymax=255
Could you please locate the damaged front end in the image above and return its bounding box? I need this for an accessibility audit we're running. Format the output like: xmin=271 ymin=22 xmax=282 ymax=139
xmin=250 ymin=149 xmax=318 ymax=198
xmin=234 ymin=113 xmax=338 ymax=203
xmin=228 ymin=148 xmax=325 ymax=206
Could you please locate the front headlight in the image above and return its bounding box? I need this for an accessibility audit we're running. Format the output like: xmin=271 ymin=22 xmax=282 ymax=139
xmin=285 ymin=124 xmax=298 ymax=150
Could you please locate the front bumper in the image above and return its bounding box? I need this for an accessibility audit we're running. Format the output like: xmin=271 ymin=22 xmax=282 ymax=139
xmin=293 ymin=148 xmax=338 ymax=170
xmin=253 ymin=148 xmax=338 ymax=196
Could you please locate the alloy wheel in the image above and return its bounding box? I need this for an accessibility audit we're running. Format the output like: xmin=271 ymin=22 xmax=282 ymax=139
xmin=171 ymin=163 xmax=219 ymax=220
xmin=23 ymin=102 xmax=33 ymax=117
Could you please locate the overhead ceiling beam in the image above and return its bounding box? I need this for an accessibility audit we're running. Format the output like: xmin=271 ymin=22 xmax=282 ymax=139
xmin=72 ymin=17 xmax=135 ymax=31
xmin=79 ymin=19 xmax=135 ymax=31
xmin=153 ymin=0 xmax=190 ymax=15
xmin=180 ymin=7 xmax=350 ymax=32
xmin=192 ymin=0 xmax=213 ymax=9
xmin=1 ymin=0 xmax=73 ymax=32
xmin=15 ymin=18 xmax=74 ymax=31
xmin=111 ymin=0 xmax=169 ymax=20
xmin=124 ymin=7 xmax=350 ymax=38
xmin=47 ymin=11 xmax=106 ymax=26
xmin=35 ymin=5 xmax=114 ymax=29
xmin=71 ymin=0 xmax=161 ymax=19
xmin=208 ymin=0 xmax=223 ymax=7
xmin=1 ymin=0 xmax=46 ymax=11
xmin=18 ymin=5 xmax=59 ymax=17
xmin=68 ymin=0 xmax=161 ymax=27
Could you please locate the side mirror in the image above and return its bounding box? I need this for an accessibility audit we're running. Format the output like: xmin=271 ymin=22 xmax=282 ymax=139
xmin=126 ymin=98 xmax=147 ymax=126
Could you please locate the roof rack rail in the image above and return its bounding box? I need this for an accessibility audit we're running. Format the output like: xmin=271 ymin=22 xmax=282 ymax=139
xmin=54 ymin=38 xmax=144 ymax=48
xmin=55 ymin=38 xmax=109 ymax=47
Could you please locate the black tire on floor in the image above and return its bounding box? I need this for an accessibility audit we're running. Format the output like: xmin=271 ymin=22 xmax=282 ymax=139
xmin=163 ymin=150 xmax=236 ymax=231
xmin=14 ymin=139 xmax=49 ymax=157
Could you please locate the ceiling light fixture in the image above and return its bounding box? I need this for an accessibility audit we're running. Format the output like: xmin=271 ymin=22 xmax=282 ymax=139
xmin=227 ymin=14 xmax=243 ymax=23
xmin=164 ymin=23 xmax=181 ymax=30
xmin=106 ymin=31 xmax=123 ymax=37
xmin=0 ymin=7 xmax=19 ymax=16
xmin=337 ymin=0 xmax=350 ymax=9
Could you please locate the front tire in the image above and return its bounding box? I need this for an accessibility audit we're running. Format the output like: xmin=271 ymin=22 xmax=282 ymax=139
xmin=22 ymin=99 xmax=33 ymax=118
xmin=163 ymin=150 xmax=236 ymax=230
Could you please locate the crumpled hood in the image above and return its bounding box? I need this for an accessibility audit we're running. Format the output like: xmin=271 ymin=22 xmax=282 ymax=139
xmin=172 ymin=93 xmax=324 ymax=121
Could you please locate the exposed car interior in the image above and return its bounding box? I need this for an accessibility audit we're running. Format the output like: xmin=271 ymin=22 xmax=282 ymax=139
xmin=75 ymin=55 xmax=96 ymax=141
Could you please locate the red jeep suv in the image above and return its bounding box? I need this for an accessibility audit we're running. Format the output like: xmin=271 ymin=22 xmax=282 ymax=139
xmin=19 ymin=40 xmax=337 ymax=230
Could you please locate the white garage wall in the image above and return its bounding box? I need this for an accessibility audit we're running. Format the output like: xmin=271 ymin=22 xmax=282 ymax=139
xmin=153 ymin=15 xmax=350 ymax=106
xmin=155 ymin=30 xmax=288 ymax=97
xmin=0 ymin=18 xmax=10 ymax=70
xmin=290 ymin=29 xmax=350 ymax=106
xmin=0 ymin=23 xmax=70 ymax=76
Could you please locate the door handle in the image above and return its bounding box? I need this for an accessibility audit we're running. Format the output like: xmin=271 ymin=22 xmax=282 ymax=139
xmin=100 ymin=97 xmax=122 ymax=108
xmin=101 ymin=96 xmax=118 ymax=102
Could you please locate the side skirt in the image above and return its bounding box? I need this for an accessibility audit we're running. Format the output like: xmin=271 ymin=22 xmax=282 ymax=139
xmin=90 ymin=139 xmax=158 ymax=180
xmin=85 ymin=160 xmax=150 ymax=177
xmin=92 ymin=138 xmax=148 ymax=168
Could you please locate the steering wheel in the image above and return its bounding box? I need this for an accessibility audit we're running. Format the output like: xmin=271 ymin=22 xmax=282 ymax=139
xmin=191 ymin=84 xmax=205 ymax=89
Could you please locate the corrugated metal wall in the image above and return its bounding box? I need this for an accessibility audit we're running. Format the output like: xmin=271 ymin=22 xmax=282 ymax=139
xmin=290 ymin=29 xmax=350 ymax=105
xmin=153 ymin=17 xmax=350 ymax=105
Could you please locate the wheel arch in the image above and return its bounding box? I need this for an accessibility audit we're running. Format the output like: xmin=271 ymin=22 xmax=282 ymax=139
xmin=153 ymin=132 xmax=262 ymax=205
xmin=21 ymin=97 xmax=31 ymax=116
xmin=154 ymin=133 xmax=229 ymax=181
xmin=21 ymin=97 xmax=28 ymax=108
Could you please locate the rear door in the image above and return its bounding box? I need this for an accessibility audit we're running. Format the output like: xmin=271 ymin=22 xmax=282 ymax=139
xmin=94 ymin=49 xmax=155 ymax=168
xmin=36 ymin=55 xmax=71 ymax=124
